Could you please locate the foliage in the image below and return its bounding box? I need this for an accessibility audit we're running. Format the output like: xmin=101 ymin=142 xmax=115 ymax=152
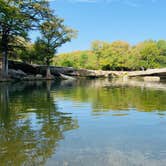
xmin=53 ymin=50 xmax=97 ymax=69
xmin=0 ymin=0 xmax=165 ymax=73
xmin=0 ymin=0 xmax=51 ymax=77
xmin=54 ymin=40 xmax=166 ymax=70
xmin=34 ymin=16 xmax=77 ymax=66
xmin=0 ymin=0 xmax=76 ymax=78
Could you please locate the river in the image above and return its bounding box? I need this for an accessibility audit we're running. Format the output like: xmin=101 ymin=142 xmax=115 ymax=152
xmin=0 ymin=79 xmax=166 ymax=166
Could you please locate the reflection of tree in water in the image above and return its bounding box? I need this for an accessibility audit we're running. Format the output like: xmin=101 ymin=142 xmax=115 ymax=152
xmin=1 ymin=79 xmax=166 ymax=165
xmin=55 ymin=79 xmax=166 ymax=112
xmin=0 ymin=81 xmax=78 ymax=166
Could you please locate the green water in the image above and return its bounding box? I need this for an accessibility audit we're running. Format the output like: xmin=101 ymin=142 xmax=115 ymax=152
xmin=0 ymin=79 xmax=166 ymax=166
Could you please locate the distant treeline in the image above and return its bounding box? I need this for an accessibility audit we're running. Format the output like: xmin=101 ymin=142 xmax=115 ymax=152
xmin=53 ymin=40 xmax=166 ymax=71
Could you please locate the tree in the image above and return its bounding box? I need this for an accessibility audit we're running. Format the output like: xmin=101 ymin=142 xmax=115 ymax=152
xmin=54 ymin=39 xmax=166 ymax=71
xmin=91 ymin=41 xmax=110 ymax=69
xmin=156 ymin=40 xmax=166 ymax=67
xmin=34 ymin=15 xmax=77 ymax=78
xmin=17 ymin=42 xmax=36 ymax=64
xmin=0 ymin=0 xmax=50 ymax=78
xmin=157 ymin=40 xmax=166 ymax=56
xmin=137 ymin=41 xmax=160 ymax=69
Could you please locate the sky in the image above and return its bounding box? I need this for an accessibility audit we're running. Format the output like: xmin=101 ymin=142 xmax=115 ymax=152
xmin=31 ymin=0 xmax=166 ymax=53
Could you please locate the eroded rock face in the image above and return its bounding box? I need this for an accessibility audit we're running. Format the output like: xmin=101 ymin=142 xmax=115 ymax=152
xmin=8 ymin=69 xmax=27 ymax=79
xmin=3 ymin=60 xmax=166 ymax=80
xmin=8 ymin=60 xmax=76 ymax=77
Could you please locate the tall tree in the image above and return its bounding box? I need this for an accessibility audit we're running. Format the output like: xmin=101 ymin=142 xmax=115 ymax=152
xmin=34 ymin=15 xmax=77 ymax=78
xmin=0 ymin=0 xmax=50 ymax=78
xmin=91 ymin=41 xmax=106 ymax=68
xmin=137 ymin=41 xmax=160 ymax=69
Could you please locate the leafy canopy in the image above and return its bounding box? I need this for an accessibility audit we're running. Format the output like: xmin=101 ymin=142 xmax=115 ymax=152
xmin=33 ymin=15 xmax=77 ymax=65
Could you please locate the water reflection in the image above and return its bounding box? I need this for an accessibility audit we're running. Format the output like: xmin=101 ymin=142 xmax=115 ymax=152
xmin=0 ymin=81 xmax=78 ymax=166
xmin=0 ymin=79 xmax=166 ymax=166
xmin=55 ymin=79 xmax=166 ymax=113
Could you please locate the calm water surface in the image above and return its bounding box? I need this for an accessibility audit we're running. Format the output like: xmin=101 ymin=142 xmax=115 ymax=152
xmin=0 ymin=79 xmax=166 ymax=166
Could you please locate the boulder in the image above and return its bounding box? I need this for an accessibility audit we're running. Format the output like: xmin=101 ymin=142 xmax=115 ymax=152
xmin=8 ymin=69 xmax=27 ymax=79
xmin=9 ymin=60 xmax=37 ymax=74
xmin=36 ymin=74 xmax=43 ymax=79
xmin=22 ymin=75 xmax=37 ymax=81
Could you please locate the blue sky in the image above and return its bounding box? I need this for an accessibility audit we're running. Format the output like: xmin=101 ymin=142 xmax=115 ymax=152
xmin=31 ymin=0 xmax=166 ymax=53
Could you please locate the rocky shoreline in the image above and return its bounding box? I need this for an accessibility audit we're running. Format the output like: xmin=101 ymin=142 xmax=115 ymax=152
xmin=0 ymin=60 xmax=120 ymax=81
xmin=0 ymin=60 xmax=76 ymax=81
xmin=0 ymin=60 xmax=165 ymax=82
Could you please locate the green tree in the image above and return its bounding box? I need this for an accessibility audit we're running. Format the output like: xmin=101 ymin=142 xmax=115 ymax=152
xmin=124 ymin=47 xmax=141 ymax=70
xmin=34 ymin=15 xmax=77 ymax=78
xmin=0 ymin=0 xmax=50 ymax=78
xmin=156 ymin=40 xmax=166 ymax=67
xmin=91 ymin=41 xmax=110 ymax=69
xmin=17 ymin=42 xmax=36 ymax=64
xmin=136 ymin=41 xmax=160 ymax=69
xmin=157 ymin=40 xmax=166 ymax=56
xmin=53 ymin=40 xmax=166 ymax=71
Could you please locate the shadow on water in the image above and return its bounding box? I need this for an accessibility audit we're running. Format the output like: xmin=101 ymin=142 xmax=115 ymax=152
xmin=0 ymin=81 xmax=79 ymax=166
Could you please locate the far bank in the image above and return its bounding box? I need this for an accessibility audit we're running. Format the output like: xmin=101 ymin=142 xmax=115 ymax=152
xmin=0 ymin=60 xmax=166 ymax=82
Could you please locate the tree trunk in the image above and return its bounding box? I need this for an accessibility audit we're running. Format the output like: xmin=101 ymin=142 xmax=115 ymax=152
xmin=2 ymin=50 xmax=8 ymax=78
xmin=46 ymin=66 xmax=53 ymax=79
xmin=1 ymin=33 xmax=9 ymax=78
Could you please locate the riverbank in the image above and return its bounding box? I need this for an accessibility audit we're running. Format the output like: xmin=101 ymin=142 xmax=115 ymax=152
xmin=0 ymin=60 xmax=75 ymax=81
xmin=0 ymin=60 xmax=166 ymax=82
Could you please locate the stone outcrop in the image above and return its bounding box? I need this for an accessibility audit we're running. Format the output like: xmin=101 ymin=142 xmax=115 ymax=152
xmin=71 ymin=69 xmax=125 ymax=78
xmin=0 ymin=60 xmax=165 ymax=81
xmin=8 ymin=60 xmax=76 ymax=77
xmin=8 ymin=69 xmax=27 ymax=79
xmin=36 ymin=74 xmax=43 ymax=79
xmin=9 ymin=60 xmax=37 ymax=75
xmin=76 ymin=68 xmax=166 ymax=78
xmin=128 ymin=68 xmax=166 ymax=77
xmin=143 ymin=76 xmax=160 ymax=82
